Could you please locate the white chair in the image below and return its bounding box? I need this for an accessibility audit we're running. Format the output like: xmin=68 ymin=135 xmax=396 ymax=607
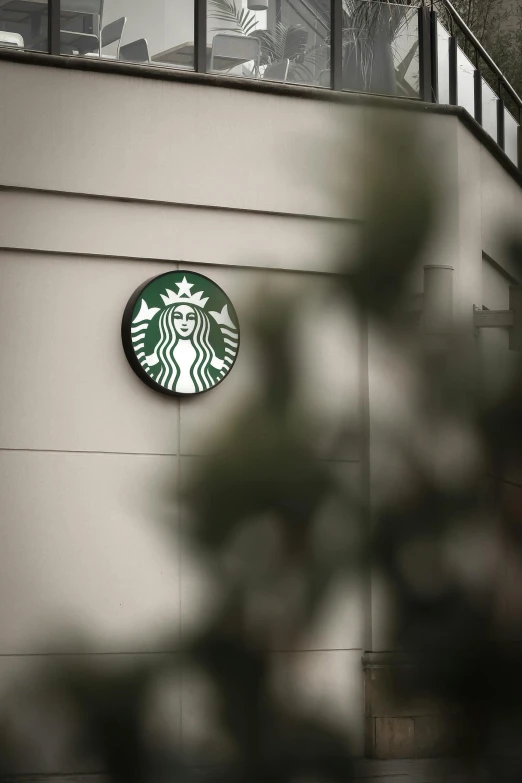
xmin=75 ymin=17 xmax=126 ymax=58
xmin=263 ymin=58 xmax=290 ymax=83
xmin=119 ymin=38 xmax=150 ymax=64
xmin=101 ymin=17 xmax=125 ymax=57
xmin=0 ymin=31 xmax=24 ymax=48
xmin=210 ymin=33 xmax=260 ymax=75
xmin=60 ymin=0 xmax=104 ymax=55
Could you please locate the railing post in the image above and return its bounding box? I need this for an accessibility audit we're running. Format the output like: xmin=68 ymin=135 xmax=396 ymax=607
xmin=449 ymin=35 xmax=458 ymax=105
xmin=449 ymin=35 xmax=459 ymax=106
xmin=331 ymin=0 xmax=343 ymax=91
xmin=48 ymin=0 xmax=60 ymax=55
xmin=497 ymin=83 xmax=505 ymax=150
xmin=474 ymin=68 xmax=482 ymax=125
xmin=430 ymin=9 xmax=439 ymax=103
xmin=195 ymin=0 xmax=207 ymax=74
xmin=418 ymin=6 xmax=433 ymax=102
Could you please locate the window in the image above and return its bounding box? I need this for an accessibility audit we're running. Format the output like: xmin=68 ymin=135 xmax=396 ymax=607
xmin=342 ymin=0 xmax=420 ymax=98
xmin=207 ymin=0 xmax=331 ymax=87
xmin=58 ymin=0 xmax=195 ymax=68
xmin=0 ymin=0 xmax=49 ymax=53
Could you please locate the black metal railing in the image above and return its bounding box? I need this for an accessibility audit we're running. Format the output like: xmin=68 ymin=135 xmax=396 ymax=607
xmin=433 ymin=0 xmax=522 ymax=166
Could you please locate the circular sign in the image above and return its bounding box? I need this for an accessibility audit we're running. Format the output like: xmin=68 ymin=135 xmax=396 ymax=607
xmin=122 ymin=271 xmax=240 ymax=397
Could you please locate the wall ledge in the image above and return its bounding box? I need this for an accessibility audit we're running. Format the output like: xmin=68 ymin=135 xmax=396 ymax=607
xmin=0 ymin=48 xmax=520 ymax=189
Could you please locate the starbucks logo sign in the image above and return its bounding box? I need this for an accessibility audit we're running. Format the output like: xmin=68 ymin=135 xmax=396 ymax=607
xmin=122 ymin=271 xmax=240 ymax=396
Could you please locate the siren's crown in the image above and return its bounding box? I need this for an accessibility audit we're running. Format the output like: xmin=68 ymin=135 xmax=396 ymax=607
xmin=160 ymin=277 xmax=209 ymax=308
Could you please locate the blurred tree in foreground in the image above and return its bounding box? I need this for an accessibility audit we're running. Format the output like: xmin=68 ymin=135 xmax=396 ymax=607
xmin=0 ymin=118 xmax=522 ymax=783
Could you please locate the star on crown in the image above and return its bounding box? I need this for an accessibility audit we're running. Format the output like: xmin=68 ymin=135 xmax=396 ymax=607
xmin=160 ymin=276 xmax=209 ymax=308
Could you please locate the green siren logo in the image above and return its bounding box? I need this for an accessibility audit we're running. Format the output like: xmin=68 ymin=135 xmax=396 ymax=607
xmin=122 ymin=271 xmax=240 ymax=396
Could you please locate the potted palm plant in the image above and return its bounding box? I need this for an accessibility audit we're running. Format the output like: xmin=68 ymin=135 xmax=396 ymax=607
xmin=342 ymin=0 xmax=420 ymax=96
xmin=208 ymin=0 xmax=327 ymax=83
xmin=208 ymin=0 xmax=418 ymax=92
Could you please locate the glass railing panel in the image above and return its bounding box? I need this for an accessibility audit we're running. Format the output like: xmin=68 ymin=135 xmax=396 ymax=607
xmin=58 ymin=0 xmax=195 ymax=68
xmin=504 ymin=107 xmax=519 ymax=166
xmin=436 ymin=20 xmax=450 ymax=104
xmin=481 ymin=78 xmax=499 ymax=141
xmin=457 ymin=44 xmax=475 ymax=118
xmin=0 ymin=0 xmax=48 ymax=52
xmin=342 ymin=0 xmax=419 ymax=98
xmin=207 ymin=0 xmax=331 ymax=86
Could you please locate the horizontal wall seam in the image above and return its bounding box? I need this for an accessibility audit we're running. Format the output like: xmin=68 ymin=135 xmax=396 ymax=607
xmin=0 ymin=647 xmax=363 ymax=657
xmin=0 ymin=447 xmax=178 ymax=457
xmin=0 ymin=184 xmax=358 ymax=226
xmin=0 ymin=447 xmax=361 ymax=463
xmin=0 ymin=246 xmax=345 ymax=278
xmin=0 ymin=774 xmax=107 ymax=781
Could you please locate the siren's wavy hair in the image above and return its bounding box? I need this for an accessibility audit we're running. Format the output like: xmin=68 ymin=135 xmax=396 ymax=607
xmin=154 ymin=304 xmax=216 ymax=392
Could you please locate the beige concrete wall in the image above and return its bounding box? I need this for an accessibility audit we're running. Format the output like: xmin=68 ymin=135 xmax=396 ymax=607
xmin=0 ymin=59 xmax=370 ymax=765
xmin=0 ymin=57 xmax=520 ymax=764
xmin=0 ymin=61 xmax=365 ymax=219
xmin=0 ymin=248 xmax=364 ymax=763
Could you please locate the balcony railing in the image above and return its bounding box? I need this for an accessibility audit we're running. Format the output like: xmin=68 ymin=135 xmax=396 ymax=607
xmin=0 ymin=0 xmax=520 ymax=171
xmin=432 ymin=0 xmax=521 ymax=168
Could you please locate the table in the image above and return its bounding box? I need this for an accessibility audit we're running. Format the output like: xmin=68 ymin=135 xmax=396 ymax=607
xmin=0 ymin=0 xmax=95 ymax=49
xmin=0 ymin=0 xmax=86 ymax=19
xmin=152 ymin=41 xmax=253 ymax=72
xmin=0 ymin=0 xmax=46 ymax=6
xmin=0 ymin=0 xmax=48 ymax=44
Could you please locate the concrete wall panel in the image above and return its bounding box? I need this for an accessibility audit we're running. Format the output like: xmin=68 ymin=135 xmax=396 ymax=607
xmin=0 ymin=251 xmax=181 ymax=454
xmin=0 ymin=190 xmax=357 ymax=275
xmin=0 ymin=450 xmax=179 ymax=654
xmin=0 ymin=61 xmax=365 ymax=220
xmin=481 ymin=145 xmax=522 ymax=277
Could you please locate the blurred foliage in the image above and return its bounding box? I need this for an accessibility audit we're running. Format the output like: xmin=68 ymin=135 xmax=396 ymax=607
xmin=1 ymin=115 xmax=522 ymax=783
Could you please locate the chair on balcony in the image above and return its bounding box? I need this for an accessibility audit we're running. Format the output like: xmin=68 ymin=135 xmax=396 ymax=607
xmin=210 ymin=33 xmax=261 ymax=75
xmin=0 ymin=31 xmax=23 ymax=48
xmin=75 ymin=17 xmax=127 ymax=58
xmin=119 ymin=38 xmax=150 ymax=64
xmin=263 ymin=59 xmax=290 ymax=83
xmin=60 ymin=0 xmax=104 ymax=55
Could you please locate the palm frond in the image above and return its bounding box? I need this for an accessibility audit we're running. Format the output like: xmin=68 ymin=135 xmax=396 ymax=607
xmin=288 ymin=61 xmax=315 ymax=82
xmin=208 ymin=0 xmax=258 ymax=36
xmin=342 ymin=0 xmax=411 ymax=38
xmin=251 ymin=22 xmax=312 ymax=67
xmin=208 ymin=6 xmax=323 ymax=84
xmin=208 ymin=0 xmax=238 ymax=24
xmin=238 ymin=8 xmax=258 ymax=36
xmin=288 ymin=42 xmax=325 ymax=83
